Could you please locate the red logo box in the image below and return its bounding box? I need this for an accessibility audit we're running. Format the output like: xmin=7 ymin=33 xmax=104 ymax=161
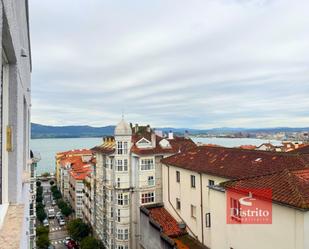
xmin=226 ymin=188 xmax=272 ymax=224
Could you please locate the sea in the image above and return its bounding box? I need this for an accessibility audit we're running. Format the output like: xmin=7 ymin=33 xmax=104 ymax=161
xmin=30 ymin=137 xmax=281 ymax=175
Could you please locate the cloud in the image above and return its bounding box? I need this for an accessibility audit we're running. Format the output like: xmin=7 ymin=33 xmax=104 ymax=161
xmin=30 ymin=0 xmax=309 ymax=128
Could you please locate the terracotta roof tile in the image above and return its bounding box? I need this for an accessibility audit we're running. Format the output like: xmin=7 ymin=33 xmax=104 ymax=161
xmin=148 ymin=207 xmax=185 ymax=237
xmin=222 ymin=168 xmax=309 ymax=209
xmin=162 ymin=145 xmax=309 ymax=179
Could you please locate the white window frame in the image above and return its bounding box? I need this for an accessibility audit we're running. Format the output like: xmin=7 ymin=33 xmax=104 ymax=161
xmin=148 ymin=176 xmax=155 ymax=186
xmin=140 ymin=158 xmax=154 ymax=171
xmin=141 ymin=192 xmax=155 ymax=204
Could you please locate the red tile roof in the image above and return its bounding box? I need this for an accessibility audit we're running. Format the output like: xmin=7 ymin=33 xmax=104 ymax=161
xmin=148 ymin=206 xmax=185 ymax=237
xmin=57 ymin=149 xmax=93 ymax=157
xmin=222 ymin=168 xmax=309 ymax=209
xmin=161 ymin=145 xmax=309 ymax=180
xmin=289 ymin=144 xmax=309 ymax=154
xmin=131 ymin=136 xmax=196 ymax=156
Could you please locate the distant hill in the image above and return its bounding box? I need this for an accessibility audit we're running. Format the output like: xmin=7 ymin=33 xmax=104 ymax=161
xmin=31 ymin=123 xmax=309 ymax=139
xmin=31 ymin=123 xmax=115 ymax=139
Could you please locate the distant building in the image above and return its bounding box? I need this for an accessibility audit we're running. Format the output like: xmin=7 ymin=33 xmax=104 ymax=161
xmin=0 ymin=1 xmax=33 ymax=249
xmin=92 ymin=120 xmax=196 ymax=249
xmin=57 ymin=150 xmax=94 ymax=219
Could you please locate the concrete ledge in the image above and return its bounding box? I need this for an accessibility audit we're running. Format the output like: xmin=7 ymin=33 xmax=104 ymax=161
xmin=0 ymin=204 xmax=24 ymax=249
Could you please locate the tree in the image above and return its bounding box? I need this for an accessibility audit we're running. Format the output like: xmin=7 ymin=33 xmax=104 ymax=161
xmin=50 ymin=180 xmax=55 ymax=185
xmin=36 ymin=234 xmax=50 ymax=249
xmin=37 ymin=208 xmax=47 ymax=223
xmin=41 ymin=172 xmax=50 ymax=178
xmin=80 ymin=236 xmax=104 ymax=249
xmin=50 ymin=185 xmax=57 ymax=193
xmin=61 ymin=205 xmax=73 ymax=217
xmin=57 ymin=200 xmax=66 ymax=209
xmin=67 ymin=219 xmax=90 ymax=242
xmin=52 ymin=190 xmax=62 ymax=200
xmin=36 ymin=202 xmax=45 ymax=210
xmin=36 ymin=195 xmax=43 ymax=203
xmin=36 ymin=181 xmax=42 ymax=187
xmin=36 ymin=226 xmax=49 ymax=237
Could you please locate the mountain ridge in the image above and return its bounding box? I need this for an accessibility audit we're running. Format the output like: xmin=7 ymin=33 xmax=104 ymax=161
xmin=31 ymin=123 xmax=309 ymax=139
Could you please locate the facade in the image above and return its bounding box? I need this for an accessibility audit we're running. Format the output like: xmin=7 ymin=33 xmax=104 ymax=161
xmin=92 ymin=120 xmax=196 ymax=249
xmin=82 ymin=172 xmax=95 ymax=226
xmin=161 ymin=145 xmax=309 ymax=249
xmin=0 ymin=1 xmax=32 ymax=248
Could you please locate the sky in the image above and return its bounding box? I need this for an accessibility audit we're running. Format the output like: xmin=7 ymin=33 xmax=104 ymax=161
xmin=30 ymin=0 xmax=309 ymax=129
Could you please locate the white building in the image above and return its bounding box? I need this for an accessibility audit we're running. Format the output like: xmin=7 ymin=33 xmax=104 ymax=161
xmin=0 ymin=1 xmax=32 ymax=248
xmin=92 ymin=120 xmax=196 ymax=249
xmin=161 ymin=145 xmax=309 ymax=249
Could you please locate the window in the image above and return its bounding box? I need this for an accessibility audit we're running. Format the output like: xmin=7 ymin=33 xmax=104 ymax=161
xmin=141 ymin=192 xmax=155 ymax=204
xmin=148 ymin=176 xmax=154 ymax=186
xmin=191 ymin=175 xmax=196 ymax=188
xmin=141 ymin=158 xmax=154 ymax=170
xmin=124 ymin=194 xmax=129 ymax=205
xmin=118 ymin=193 xmax=123 ymax=205
xmin=191 ymin=205 xmax=196 ymax=218
xmin=117 ymin=141 xmax=123 ymax=154
xmin=110 ymin=207 xmax=113 ymax=218
xmin=231 ymin=198 xmax=241 ymax=221
xmin=208 ymin=179 xmax=215 ymax=186
xmin=206 ymin=213 xmax=211 ymax=227
xmin=176 ymin=171 xmax=180 ymax=182
xmin=116 ymin=160 xmax=123 ymax=171
xmin=123 ymin=142 xmax=128 ymax=154
xmin=124 ymin=159 xmax=128 ymax=171
xmin=176 ymin=198 xmax=181 ymax=210
xmin=117 ymin=209 xmax=121 ymax=222
xmin=117 ymin=229 xmax=129 ymax=241
xmin=117 ymin=178 xmax=121 ymax=188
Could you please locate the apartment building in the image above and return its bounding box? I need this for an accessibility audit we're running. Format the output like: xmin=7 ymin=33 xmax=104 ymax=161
xmin=92 ymin=119 xmax=196 ymax=249
xmin=56 ymin=149 xmax=92 ymax=188
xmin=0 ymin=1 xmax=33 ymax=249
xmin=161 ymin=145 xmax=309 ymax=249
xmin=82 ymin=171 xmax=95 ymax=226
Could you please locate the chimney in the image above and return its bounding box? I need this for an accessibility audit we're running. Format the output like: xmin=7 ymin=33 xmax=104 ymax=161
xmin=146 ymin=125 xmax=151 ymax=133
xmin=151 ymin=132 xmax=156 ymax=148
xmin=168 ymin=130 xmax=174 ymax=140
xmin=184 ymin=130 xmax=189 ymax=139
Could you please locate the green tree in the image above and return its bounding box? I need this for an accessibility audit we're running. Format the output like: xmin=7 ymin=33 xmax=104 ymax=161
xmin=36 ymin=195 xmax=43 ymax=203
xmin=36 ymin=181 xmax=42 ymax=187
xmin=50 ymin=185 xmax=57 ymax=192
xmin=81 ymin=236 xmax=104 ymax=249
xmin=41 ymin=172 xmax=50 ymax=177
xmin=50 ymin=180 xmax=55 ymax=185
xmin=67 ymin=219 xmax=90 ymax=242
xmin=57 ymin=200 xmax=66 ymax=209
xmin=37 ymin=208 xmax=47 ymax=223
xmin=36 ymin=202 xmax=45 ymax=210
xmin=36 ymin=234 xmax=50 ymax=249
xmin=61 ymin=205 xmax=73 ymax=217
xmin=52 ymin=190 xmax=62 ymax=200
xmin=36 ymin=226 xmax=49 ymax=237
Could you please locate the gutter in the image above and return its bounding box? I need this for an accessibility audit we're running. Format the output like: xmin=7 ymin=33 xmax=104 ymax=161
xmin=200 ymin=173 xmax=204 ymax=244
xmin=167 ymin=165 xmax=198 ymax=239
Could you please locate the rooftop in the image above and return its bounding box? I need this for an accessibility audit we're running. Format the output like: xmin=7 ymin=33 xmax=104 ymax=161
xmin=161 ymin=145 xmax=309 ymax=180
xmin=222 ymin=168 xmax=309 ymax=210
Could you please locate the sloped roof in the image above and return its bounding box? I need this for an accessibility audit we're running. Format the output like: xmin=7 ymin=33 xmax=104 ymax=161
xmin=161 ymin=145 xmax=309 ymax=179
xmin=131 ymin=136 xmax=196 ymax=156
xmin=289 ymin=144 xmax=309 ymax=154
xmin=222 ymin=168 xmax=309 ymax=209
xmin=148 ymin=206 xmax=184 ymax=237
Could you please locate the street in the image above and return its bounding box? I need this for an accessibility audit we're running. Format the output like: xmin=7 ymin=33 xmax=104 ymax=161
xmin=42 ymin=181 xmax=68 ymax=249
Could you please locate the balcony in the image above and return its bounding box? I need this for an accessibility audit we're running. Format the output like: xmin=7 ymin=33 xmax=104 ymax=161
xmin=0 ymin=204 xmax=25 ymax=249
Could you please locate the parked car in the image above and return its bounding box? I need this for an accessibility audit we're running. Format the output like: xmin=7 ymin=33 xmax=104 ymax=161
xmin=56 ymin=212 xmax=62 ymax=219
xmin=48 ymin=208 xmax=55 ymax=218
xmin=67 ymin=240 xmax=78 ymax=249
xmin=48 ymin=245 xmax=55 ymax=249
xmin=63 ymin=237 xmax=71 ymax=246
xmin=43 ymin=218 xmax=49 ymax=227
xmin=59 ymin=218 xmax=66 ymax=226
xmin=52 ymin=200 xmax=57 ymax=206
